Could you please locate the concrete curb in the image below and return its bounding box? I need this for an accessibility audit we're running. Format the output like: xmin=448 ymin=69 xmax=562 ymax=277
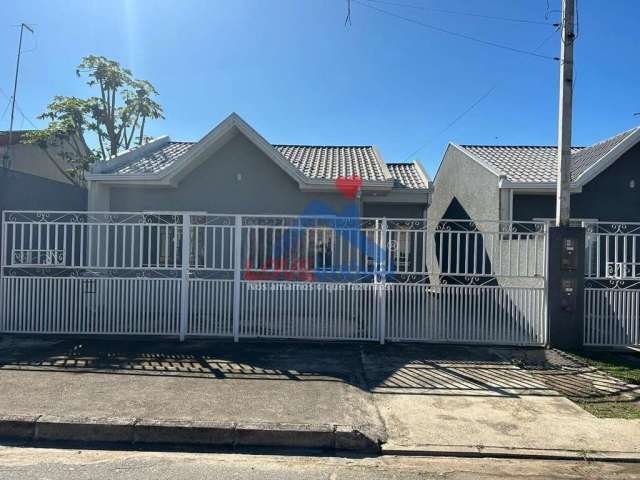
xmin=0 ymin=414 xmax=40 ymax=441
xmin=0 ymin=415 xmax=381 ymax=453
xmin=382 ymin=444 xmax=640 ymax=463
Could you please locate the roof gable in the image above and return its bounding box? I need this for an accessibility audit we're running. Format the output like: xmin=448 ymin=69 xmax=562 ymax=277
xmin=454 ymin=126 xmax=640 ymax=187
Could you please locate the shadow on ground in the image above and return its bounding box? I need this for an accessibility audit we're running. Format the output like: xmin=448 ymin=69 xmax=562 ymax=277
xmin=498 ymin=348 xmax=640 ymax=410
xmin=2 ymin=336 xmax=629 ymax=400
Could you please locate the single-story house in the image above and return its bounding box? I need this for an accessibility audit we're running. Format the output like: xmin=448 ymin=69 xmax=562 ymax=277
xmin=428 ymin=126 xmax=640 ymax=225
xmin=86 ymin=113 xmax=432 ymax=219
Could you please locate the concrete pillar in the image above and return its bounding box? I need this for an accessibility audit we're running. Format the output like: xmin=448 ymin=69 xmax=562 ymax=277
xmin=87 ymin=182 xmax=110 ymax=212
xmin=547 ymin=226 xmax=585 ymax=350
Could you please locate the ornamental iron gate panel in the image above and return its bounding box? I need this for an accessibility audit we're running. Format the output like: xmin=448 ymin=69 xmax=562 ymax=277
xmin=584 ymin=221 xmax=640 ymax=347
xmin=1 ymin=211 xmax=548 ymax=345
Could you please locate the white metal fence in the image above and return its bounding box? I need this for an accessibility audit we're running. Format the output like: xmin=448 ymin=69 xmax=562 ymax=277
xmin=584 ymin=221 xmax=640 ymax=347
xmin=0 ymin=211 xmax=548 ymax=346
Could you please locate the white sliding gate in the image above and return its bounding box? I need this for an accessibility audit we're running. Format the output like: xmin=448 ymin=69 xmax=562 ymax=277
xmin=0 ymin=211 xmax=548 ymax=345
xmin=584 ymin=222 xmax=640 ymax=347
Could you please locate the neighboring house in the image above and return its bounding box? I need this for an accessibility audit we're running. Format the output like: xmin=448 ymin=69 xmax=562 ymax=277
xmin=0 ymin=130 xmax=79 ymax=184
xmin=429 ymin=126 xmax=640 ymax=225
xmin=86 ymin=113 xmax=432 ymax=219
xmin=0 ymin=130 xmax=87 ymax=228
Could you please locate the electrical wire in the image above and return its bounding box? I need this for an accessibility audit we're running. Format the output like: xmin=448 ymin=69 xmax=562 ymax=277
xmin=0 ymin=99 xmax=11 ymax=125
xmin=352 ymin=0 xmax=558 ymax=61
xmin=401 ymin=85 xmax=497 ymax=163
xmin=362 ymin=0 xmax=556 ymax=26
xmin=345 ymin=0 xmax=352 ymax=26
xmin=399 ymin=29 xmax=559 ymax=163
xmin=0 ymin=86 xmax=39 ymax=130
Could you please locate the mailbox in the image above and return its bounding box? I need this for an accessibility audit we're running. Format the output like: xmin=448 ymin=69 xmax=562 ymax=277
xmin=561 ymin=237 xmax=578 ymax=271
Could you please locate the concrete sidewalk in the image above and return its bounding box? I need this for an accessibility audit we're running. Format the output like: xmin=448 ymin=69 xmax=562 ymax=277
xmin=0 ymin=336 xmax=638 ymax=459
xmin=360 ymin=345 xmax=640 ymax=460
xmin=0 ymin=337 xmax=384 ymax=451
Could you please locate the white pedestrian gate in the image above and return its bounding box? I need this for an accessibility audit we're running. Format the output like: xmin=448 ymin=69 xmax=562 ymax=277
xmin=584 ymin=221 xmax=640 ymax=347
xmin=1 ymin=211 xmax=548 ymax=345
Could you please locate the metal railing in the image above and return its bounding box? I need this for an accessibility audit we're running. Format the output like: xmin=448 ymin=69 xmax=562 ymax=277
xmin=583 ymin=221 xmax=640 ymax=347
xmin=0 ymin=211 xmax=548 ymax=345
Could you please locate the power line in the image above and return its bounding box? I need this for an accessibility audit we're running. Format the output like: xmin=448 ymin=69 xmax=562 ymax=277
xmin=0 ymin=86 xmax=39 ymax=130
xmin=352 ymin=0 xmax=558 ymax=61
xmin=402 ymin=85 xmax=497 ymax=163
xmin=361 ymin=0 xmax=556 ymax=26
xmin=400 ymin=29 xmax=559 ymax=162
xmin=345 ymin=0 xmax=352 ymax=26
xmin=0 ymin=99 xmax=11 ymax=125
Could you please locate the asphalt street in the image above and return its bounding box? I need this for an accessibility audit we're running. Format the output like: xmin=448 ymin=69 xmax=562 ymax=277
xmin=0 ymin=446 xmax=639 ymax=480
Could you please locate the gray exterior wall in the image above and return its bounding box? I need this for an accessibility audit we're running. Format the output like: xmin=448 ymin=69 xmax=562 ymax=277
xmin=0 ymin=168 xmax=87 ymax=214
xmin=572 ymin=140 xmax=640 ymax=222
xmin=362 ymin=203 xmax=426 ymax=219
xmin=513 ymin=141 xmax=640 ymax=223
xmin=427 ymin=146 xmax=544 ymax=296
xmin=0 ymin=167 xmax=87 ymax=243
xmin=512 ymin=193 xmax=555 ymax=222
xmin=108 ymin=134 xmax=353 ymax=216
xmin=428 ymin=145 xmax=500 ymax=224
xmin=1 ymin=139 xmax=80 ymax=185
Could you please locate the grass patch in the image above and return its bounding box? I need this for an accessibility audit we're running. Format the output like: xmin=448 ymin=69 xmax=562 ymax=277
xmin=576 ymin=400 xmax=640 ymax=419
xmin=567 ymin=350 xmax=640 ymax=385
xmin=558 ymin=350 xmax=640 ymax=419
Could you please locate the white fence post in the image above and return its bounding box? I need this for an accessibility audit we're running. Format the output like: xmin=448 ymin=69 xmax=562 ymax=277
xmin=0 ymin=212 xmax=5 ymax=331
xmin=233 ymin=214 xmax=242 ymax=342
xmin=379 ymin=218 xmax=387 ymax=344
xmin=179 ymin=214 xmax=191 ymax=341
xmin=543 ymin=222 xmax=550 ymax=347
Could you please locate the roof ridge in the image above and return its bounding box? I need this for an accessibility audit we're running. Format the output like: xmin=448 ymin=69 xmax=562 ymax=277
xmin=272 ymin=144 xmax=374 ymax=148
xmin=580 ymin=126 xmax=640 ymax=151
xmin=461 ymin=144 xmax=585 ymax=149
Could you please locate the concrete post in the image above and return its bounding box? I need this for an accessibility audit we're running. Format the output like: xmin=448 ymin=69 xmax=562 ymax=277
xmin=378 ymin=218 xmax=387 ymax=345
xmin=555 ymin=0 xmax=575 ymax=226
xmin=547 ymin=226 xmax=585 ymax=350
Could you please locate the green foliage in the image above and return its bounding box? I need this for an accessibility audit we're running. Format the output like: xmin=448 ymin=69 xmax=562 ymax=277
xmin=576 ymin=399 xmax=640 ymax=419
xmin=24 ymin=55 xmax=164 ymax=185
xmin=569 ymin=350 xmax=640 ymax=385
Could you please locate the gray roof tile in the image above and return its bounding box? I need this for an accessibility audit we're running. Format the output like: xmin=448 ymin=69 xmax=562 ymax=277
xmin=461 ymin=145 xmax=583 ymax=183
xmin=387 ymin=163 xmax=428 ymax=189
xmin=101 ymin=141 xmax=429 ymax=190
xmin=273 ymin=145 xmax=388 ymax=181
xmin=112 ymin=142 xmax=193 ymax=175
xmin=460 ymin=127 xmax=639 ymax=183
xmin=570 ymin=128 xmax=638 ymax=179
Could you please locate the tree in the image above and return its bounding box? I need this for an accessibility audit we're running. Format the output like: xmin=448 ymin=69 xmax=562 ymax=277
xmin=24 ymin=55 xmax=163 ymax=184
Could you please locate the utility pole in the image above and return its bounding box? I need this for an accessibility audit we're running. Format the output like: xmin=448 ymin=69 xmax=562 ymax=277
xmin=555 ymin=0 xmax=575 ymax=226
xmin=4 ymin=23 xmax=34 ymax=170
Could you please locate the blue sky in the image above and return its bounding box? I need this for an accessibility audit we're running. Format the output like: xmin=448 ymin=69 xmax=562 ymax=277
xmin=1 ymin=0 xmax=639 ymax=177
